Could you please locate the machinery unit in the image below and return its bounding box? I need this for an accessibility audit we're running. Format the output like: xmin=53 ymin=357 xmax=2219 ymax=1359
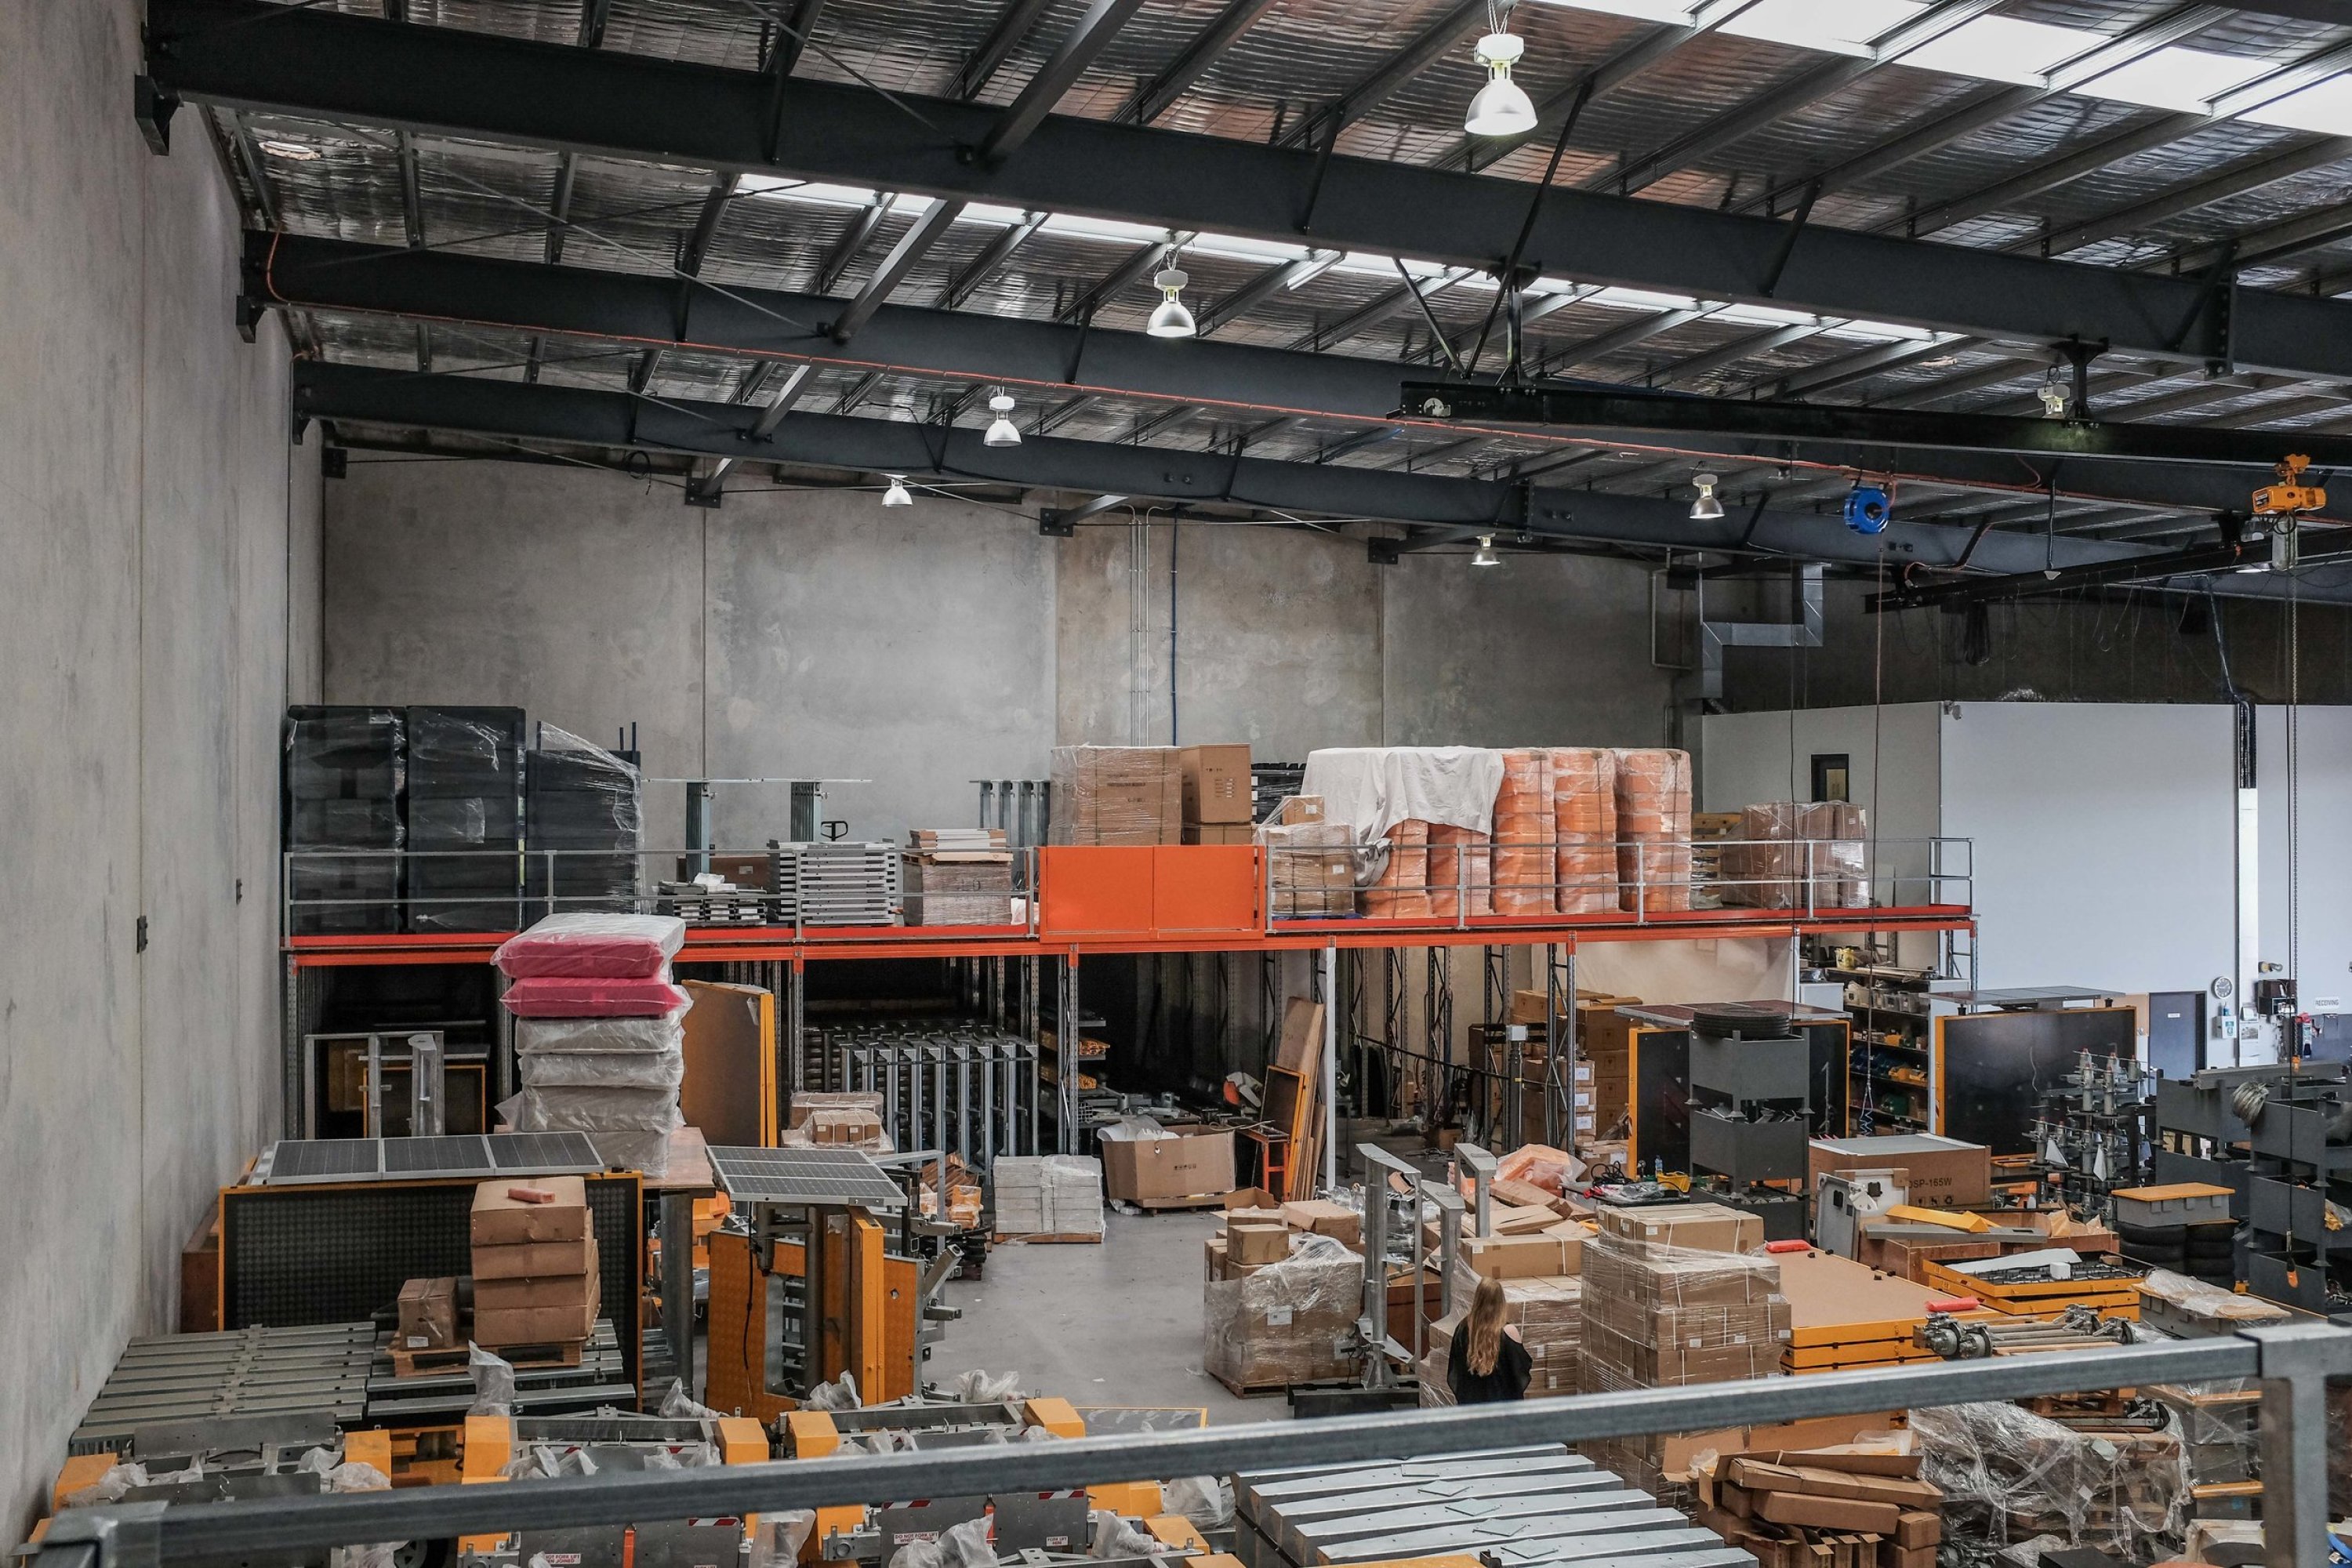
xmin=1814 ymin=1168 xmax=1907 ymax=1258
xmin=1684 ymin=1003 xmax=1815 ymax=1240
xmin=456 ymin=1411 xmax=772 ymax=1568
xmin=814 ymin=1024 xmax=1044 ymax=1168
xmin=2252 ymin=453 xmax=2325 ymax=517
xmin=2027 ymin=1049 xmax=2157 ymax=1218
xmin=703 ymin=1145 xmax=955 ymax=1417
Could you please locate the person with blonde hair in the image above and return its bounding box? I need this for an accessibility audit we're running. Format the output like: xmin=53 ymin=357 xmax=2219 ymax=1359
xmin=1446 ymin=1276 xmax=1531 ymax=1403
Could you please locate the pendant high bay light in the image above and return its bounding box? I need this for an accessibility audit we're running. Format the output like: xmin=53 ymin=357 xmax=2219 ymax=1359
xmin=1690 ymin=472 xmax=1724 ymax=521
xmin=982 ymin=392 xmax=1022 ymax=448
xmin=1147 ymin=267 xmax=1197 ymax=338
xmin=1472 ymin=535 xmax=1503 ymax=567
xmin=882 ymin=475 xmax=913 ymax=507
xmin=1465 ymin=25 xmax=1537 ymax=137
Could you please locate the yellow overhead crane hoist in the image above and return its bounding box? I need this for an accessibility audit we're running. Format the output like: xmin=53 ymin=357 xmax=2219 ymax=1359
xmin=2254 ymin=454 xmax=2326 ymax=517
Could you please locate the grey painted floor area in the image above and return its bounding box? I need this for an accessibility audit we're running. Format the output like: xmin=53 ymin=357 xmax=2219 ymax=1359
xmin=923 ymin=1208 xmax=1287 ymax=1425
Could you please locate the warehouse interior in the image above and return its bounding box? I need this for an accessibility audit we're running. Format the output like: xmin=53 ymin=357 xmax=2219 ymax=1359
xmin=22 ymin=0 xmax=2352 ymax=1562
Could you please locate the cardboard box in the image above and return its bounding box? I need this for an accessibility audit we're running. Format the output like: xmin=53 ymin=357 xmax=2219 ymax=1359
xmin=1051 ymin=746 xmax=1181 ymax=845
xmin=1228 ymin=1221 xmax=1290 ymax=1267
xmin=474 ymin=1239 xmax=600 ymax=1313
xmin=1752 ymin=1490 xmax=1900 ymax=1534
xmin=1179 ymin=745 xmax=1253 ymax=824
xmin=470 ymin=1176 xmax=589 ymax=1246
xmin=1101 ymin=1127 xmax=1236 ymax=1203
xmin=1181 ymin=822 xmax=1254 ymax=845
xmin=807 ymin=1106 xmax=884 ymax=1146
xmin=1271 ymin=796 xmax=1324 ymax=826
xmin=1280 ymin=1199 xmax=1362 ymax=1247
xmin=1224 ymin=1186 xmax=1280 ymax=1212
xmin=1595 ymin=1200 xmax=1762 ymax=1254
xmin=1809 ymin=1134 xmax=1991 ymax=1209
xmin=474 ymin=1294 xmax=597 ymax=1347
xmin=396 ymin=1276 xmax=457 ymax=1351
xmin=470 ymin=1238 xmax=593 ymax=1280
xmin=1462 ymin=1233 xmax=1570 ymax=1280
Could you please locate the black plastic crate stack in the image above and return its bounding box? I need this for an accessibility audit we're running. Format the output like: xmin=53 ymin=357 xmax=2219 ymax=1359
xmin=2155 ymin=1065 xmax=2352 ymax=1312
xmin=283 ymin=706 xmax=404 ymax=935
xmin=524 ymin=732 xmax=643 ymax=916
xmin=403 ymin=706 xmax=524 ymax=933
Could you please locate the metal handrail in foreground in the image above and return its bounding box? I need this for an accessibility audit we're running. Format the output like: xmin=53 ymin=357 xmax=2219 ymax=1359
xmin=38 ymin=1325 xmax=2352 ymax=1568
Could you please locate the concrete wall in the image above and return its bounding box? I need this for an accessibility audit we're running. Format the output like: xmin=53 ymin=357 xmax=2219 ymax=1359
xmin=324 ymin=474 xmax=1679 ymax=841
xmin=0 ymin=0 xmax=315 ymax=1541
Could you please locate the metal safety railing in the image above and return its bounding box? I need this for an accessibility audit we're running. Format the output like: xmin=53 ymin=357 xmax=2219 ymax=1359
xmin=34 ymin=1325 xmax=2352 ymax=1568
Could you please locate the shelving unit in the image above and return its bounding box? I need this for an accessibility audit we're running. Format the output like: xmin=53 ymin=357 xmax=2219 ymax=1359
xmin=1822 ymin=960 xmax=1942 ymax=1136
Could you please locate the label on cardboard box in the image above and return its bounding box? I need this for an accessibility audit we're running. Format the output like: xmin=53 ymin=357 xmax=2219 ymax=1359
xmin=1179 ymin=745 xmax=1253 ymax=823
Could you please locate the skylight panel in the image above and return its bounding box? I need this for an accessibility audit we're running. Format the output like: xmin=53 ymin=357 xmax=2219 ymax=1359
xmin=1899 ymin=16 xmax=2081 ymax=86
xmin=2084 ymin=46 xmax=2268 ymax=113
xmin=1525 ymin=0 xmax=1698 ymax=23
xmin=2243 ymin=74 xmax=2352 ymax=137
xmin=1720 ymin=0 xmax=1926 ymax=58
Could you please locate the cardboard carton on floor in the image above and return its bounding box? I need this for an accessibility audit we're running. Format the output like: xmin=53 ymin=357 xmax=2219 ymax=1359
xmin=1280 ymin=1199 xmax=1362 ymax=1247
xmin=1809 ymin=1134 xmax=1991 ymax=1209
xmin=1102 ymin=1127 xmax=1236 ymax=1203
xmin=396 ymin=1276 xmax=457 ymax=1351
xmin=470 ymin=1176 xmax=589 ymax=1247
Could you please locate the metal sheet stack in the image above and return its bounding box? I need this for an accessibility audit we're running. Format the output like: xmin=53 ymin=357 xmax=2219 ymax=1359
xmin=903 ymin=828 xmax=1014 ymax=926
xmin=1613 ymin=748 xmax=1693 ymax=914
xmin=69 ymin=1325 xmax=376 ymax=1454
xmin=1232 ymin=1445 xmax=1750 ymax=1568
xmin=814 ymin=1022 xmax=1041 ymax=1166
xmin=497 ymin=913 xmax=690 ymax=1177
xmin=992 ymin=1153 xmax=1104 ymax=1240
xmin=792 ymin=841 xmax=902 ymax=925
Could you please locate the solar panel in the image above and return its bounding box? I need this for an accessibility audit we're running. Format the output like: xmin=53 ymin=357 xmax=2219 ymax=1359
xmin=256 ymin=1134 xmax=604 ymax=1185
xmin=707 ymin=1145 xmax=907 ymax=1209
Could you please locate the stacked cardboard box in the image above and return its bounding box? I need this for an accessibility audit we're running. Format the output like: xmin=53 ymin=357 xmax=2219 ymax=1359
xmin=1551 ymin=747 xmax=1618 ymax=914
xmin=1259 ymin=810 xmax=1355 ymax=916
xmin=395 ymin=1276 xmax=458 ymax=1352
xmin=993 ymin=1154 xmax=1104 ymax=1240
xmin=1492 ymin=749 xmax=1557 ymax=914
xmin=1203 ymin=1236 xmax=1362 ymax=1392
xmin=1695 ymin=1446 xmax=1943 ymax=1568
xmin=1178 ymin=745 xmax=1253 ymax=844
xmin=1611 ymin=748 xmax=1693 ymax=914
xmin=470 ymin=1176 xmax=600 ymax=1352
xmin=782 ymin=1090 xmax=891 ymax=1152
xmin=902 ymin=829 xmax=1014 ymax=926
xmin=1720 ymin=800 xmax=1870 ymax=910
xmin=1425 ymin=1274 xmax=1583 ymax=1399
xmin=1050 ymin=746 xmax=1181 ymax=845
xmin=1581 ymin=1218 xmax=1785 ymax=1498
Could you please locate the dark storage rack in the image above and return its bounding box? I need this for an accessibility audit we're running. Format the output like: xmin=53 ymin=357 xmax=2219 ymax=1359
xmin=2155 ymin=1062 xmax=2352 ymax=1313
xmin=1822 ymin=960 xmax=1936 ymax=1136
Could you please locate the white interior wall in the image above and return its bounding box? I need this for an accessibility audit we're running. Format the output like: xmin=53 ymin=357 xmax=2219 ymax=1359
xmin=2256 ymin=706 xmax=2352 ymax=1005
xmin=1939 ymin=702 xmax=2236 ymax=993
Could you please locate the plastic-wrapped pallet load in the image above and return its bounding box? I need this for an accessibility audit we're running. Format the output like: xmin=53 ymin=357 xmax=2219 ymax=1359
xmin=524 ymin=726 xmax=643 ymax=915
xmin=1549 ymin=747 xmax=1617 ymax=915
xmin=1913 ymin=1398 xmax=2190 ymax=1563
xmin=405 ymin=706 xmax=526 ymax=933
xmin=1203 ymin=1233 xmax=1363 ymax=1393
xmin=1049 ymin=746 xmax=1180 ymax=846
xmin=1364 ymin=819 xmax=1432 ymax=917
xmin=1719 ymin=800 xmax=1867 ymax=911
xmin=1610 ymin=749 xmax=1693 ymax=915
xmin=283 ymin=706 xmax=406 ymax=935
xmin=992 ymin=1155 xmax=1104 ymax=1240
xmin=1258 ymin=818 xmax=1356 ymax=917
xmin=499 ymin=913 xmax=689 ymax=1176
xmin=1426 ymin=824 xmax=1492 ymax=918
xmin=1430 ymin=1272 xmax=1584 ymax=1399
xmin=1491 ymin=748 xmax=1558 ymax=915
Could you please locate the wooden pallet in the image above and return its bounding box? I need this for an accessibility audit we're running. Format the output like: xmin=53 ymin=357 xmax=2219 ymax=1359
xmin=390 ymin=1338 xmax=585 ymax=1377
xmin=991 ymin=1231 xmax=1104 ymax=1245
xmin=1207 ymin=1370 xmax=1294 ymax=1399
xmin=1124 ymin=1193 xmax=1229 ymax=1211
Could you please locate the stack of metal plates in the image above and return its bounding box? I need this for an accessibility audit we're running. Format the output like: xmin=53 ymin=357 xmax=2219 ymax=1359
xmin=791 ymin=842 xmax=901 ymax=926
xmin=707 ymin=1144 xmax=909 ymax=1209
xmin=1233 ymin=1446 xmax=1751 ymax=1568
xmin=70 ymin=1324 xmax=376 ymax=1455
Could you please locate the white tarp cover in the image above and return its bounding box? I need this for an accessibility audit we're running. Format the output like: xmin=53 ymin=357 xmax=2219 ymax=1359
xmin=1301 ymin=747 xmax=1504 ymax=840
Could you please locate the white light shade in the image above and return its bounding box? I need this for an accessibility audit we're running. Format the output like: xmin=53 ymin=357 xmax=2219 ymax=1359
xmin=1472 ymin=535 xmax=1502 ymax=567
xmin=1690 ymin=473 xmax=1724 ymax=521
xmin=882 ymin=475 xmax=913 ymax=507
xmin=1146 ymin=267 xmax=1196 ymax=338
xmin=984 ymin=392 xmax=1022 ymax=447
xmin=1466 ymin=32 xmax=1538 ymax=136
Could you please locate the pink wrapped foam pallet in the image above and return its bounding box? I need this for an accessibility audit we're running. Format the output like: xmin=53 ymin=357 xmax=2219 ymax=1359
xmin=494 ymin=913 xmax=688 ymax=979
xmin=502 ymin=977 xmax=690 ymax=1018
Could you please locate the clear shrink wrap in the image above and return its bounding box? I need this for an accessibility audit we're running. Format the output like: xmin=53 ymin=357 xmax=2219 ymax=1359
xmin=1203 ymin=1234 xmax=1363 ymax=1390
xmin=1610 ymin=748 xmax=1693 ymax=914
xmin=1258 ymin=819 xmax=1356 ymax=917
xmin=405 ymin=706 xmax=525 ymax=935
xmin=517 ymin=1051 xmax=686 ymax=1091
xmin=508 ymin=1084 xmax=684 ymax=1132
xmin=284 ymin=706 xmax=406 ymax=935
xmin=514 ymin=1014 xmax=685 ymax=1055
xmin=1913 ymin=1399 xmax=2190 ymax=1563
xmin=1580 ymin=1233 xmax=1787 ymax=1392
xmin=495 ymin=913 xmax=687 ymax=978
xmin=993 ymin=1154 xmax=1105 ymax=1238
xmin=1049 ymin=746 xmax=1181 ymax=846
xmin=1549 ymin=747 xmax=1618 ymax=914
xmin=1425 ymin=824 xmax=1492 ymax=918
xmin=1364 ymin=819 xmax=1432 ymax=917
xmin=524 ymin=726 xmax=643 ymax=914
xmin=1491 ymin=749 xmax=1557 ymax=915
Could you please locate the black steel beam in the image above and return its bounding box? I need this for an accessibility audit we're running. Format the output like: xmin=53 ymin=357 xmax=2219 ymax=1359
xmin=294 ymin=359 xmax=2352 ymax=605
xmin=245 ymin=234 xmax=2317 ymax=517
xmin=143 ymin=0 xmax=2352 ymax=382
xmin=1404 ymin=379 xmax=2352 ymax=473
xmin=1866 ymin=531 xmax=2340 ymax=610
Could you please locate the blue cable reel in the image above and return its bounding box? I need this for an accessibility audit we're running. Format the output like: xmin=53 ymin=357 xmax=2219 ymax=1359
xmin=1845 ymin=484 xmax=1891 ymax=535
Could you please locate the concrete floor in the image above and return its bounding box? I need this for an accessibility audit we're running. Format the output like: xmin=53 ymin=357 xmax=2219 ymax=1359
xmin=923 ymin=1208 xmax=1286 ymax=1425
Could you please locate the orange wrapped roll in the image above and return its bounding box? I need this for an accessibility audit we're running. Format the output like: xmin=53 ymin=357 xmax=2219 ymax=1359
xmin=1610 ymin=748 xmax=1693 ymax=914
xmin=1367 ymin=818 xmax=1433 ymax=917
xmin=1492 ymin=749 xmax=1557 ymax=915
xmin=1550 ymin=747 xmax=1618 ymax=915
xmin=1427 ymin=824 xmax=1493 ymax=918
